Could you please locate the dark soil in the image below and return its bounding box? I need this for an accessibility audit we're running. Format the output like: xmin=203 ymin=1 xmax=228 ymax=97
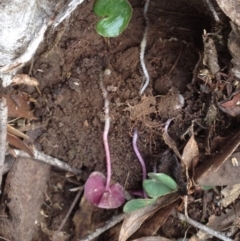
xmin=0 ymin=0 xmax=236 ymax=240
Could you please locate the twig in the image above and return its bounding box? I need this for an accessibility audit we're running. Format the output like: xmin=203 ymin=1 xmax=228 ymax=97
xmin=132 ymin=129 xmax=147 ymax=198
xmin=139 ymin=0 xmax=150 ymax=95
xmin=0 ymin=98 xmax=7 ymax=192
xmin=53 ymin=0 xmax=85 ymax=28
xmin=80 ymin=213 xmax=126 ymax=241
xmin=0 ymin=98 xmax=7 ymax=164
xmin=13 ymin=149 xmax=81 ymax=175
xmin=53 ymin=187 xmax=83 ymax=240
xmin=99 ymin=72 xmax=112 ymax=191
xmin=175 ymin=211 xmax=233 ymax=241
xmin=204 ymin=0 xmax=220 ymax=23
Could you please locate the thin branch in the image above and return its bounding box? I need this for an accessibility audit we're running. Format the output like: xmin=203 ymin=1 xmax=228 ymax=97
xmin=53 ymin=0 xmax=85 ymax=28
xmin=53 ymin=187 xmax=83 ymax=241
xmin=80 ymin=213 xmax=126 ymax=241
xmin=13 ymin=149 xmax=81 ymax=175
xmin=204 ymin=0 xmax=220 ymax=23
xmin=139 ymin=0 xmax=150 ymax=95
xmin=0 ymin=97 xmax=7 ymax=191
xmin=99 ymin=73 xmax=111 ymax=190
xmin=175 ymin=211 xmax=233 ymax=241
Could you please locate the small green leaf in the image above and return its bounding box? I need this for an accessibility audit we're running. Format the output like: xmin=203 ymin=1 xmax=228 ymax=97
xmin=93 ymin=0 xmax=132 ymax=37
xmin=148 ymin=173 xmax=178 ymax=190
xmin=123 ymin=198 xmax=155 ymax=213
xmin=143 ymin=173 xmax=178 ymax=198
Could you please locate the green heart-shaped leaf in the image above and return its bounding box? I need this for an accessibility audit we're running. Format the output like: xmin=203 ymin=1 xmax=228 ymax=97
xmin=123 ymin=198 xmax=156 ymax=213
xmin=143 ymin=173 xmax=178 ymax=198
xmin=93 ymin=0 xmax=132 ymax=37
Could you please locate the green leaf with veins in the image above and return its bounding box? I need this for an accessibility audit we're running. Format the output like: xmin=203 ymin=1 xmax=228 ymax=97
xmin=93 ymin=0 xmax=132 ymax=37
xmin=143 ymin=173 xmax=178 ymax=198
xmin=123 ymin=198 xmax=156 ymax=213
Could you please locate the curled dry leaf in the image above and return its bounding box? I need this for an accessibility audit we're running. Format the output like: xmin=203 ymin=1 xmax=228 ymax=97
xmin=7 ymin=133 xmax=33 ymax=157
xmin=221 ymin=184 xmax=240 ymax=207
xmin=195 ymin=128 xmax=240 ymax=184
xmin=7 ymin=124 xmax=32 ymax=142
xmin=219 ymin=92 xmax=240 ymax=117
xmin=2 ymin=91 xmax=37 ymax=120
xmin=182 ymin=134 xmax=199 ymax=169
xmin=132 ymin=201 xmax=178 ymax=239
xmin=196 ymin=152 xmax=240 ymax=186
xmin=12 ymin=74 xmax=39 ymax=87
xmin=119 ymin=192 xmax=179 ymax=241
xmin=162 ymin=120 xmax=182 ymax=160
xmin=203 ymin=30 xmax=220 ymax=75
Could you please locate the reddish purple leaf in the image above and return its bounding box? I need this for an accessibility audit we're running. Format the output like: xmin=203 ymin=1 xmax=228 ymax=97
xmin=84 ymin=171 xmax=125 ymax=209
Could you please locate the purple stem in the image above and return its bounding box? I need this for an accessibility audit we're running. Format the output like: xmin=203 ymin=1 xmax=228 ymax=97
xmin=133 ymin=129 xmax=147 ymax=198
xmin=100 ymin=80 xmax=111 ymax=191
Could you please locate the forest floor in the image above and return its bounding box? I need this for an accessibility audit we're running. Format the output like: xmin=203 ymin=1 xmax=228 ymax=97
xmin=1 ymin=0 xmax=240 ymax=240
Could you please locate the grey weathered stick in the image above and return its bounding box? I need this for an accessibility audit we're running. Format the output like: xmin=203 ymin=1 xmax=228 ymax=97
xmin=53 ymin=0 xmax=85 ymax=28
xmin=0 ymin=97 xmax=8 ymax=190
xmin=13 ymin=149 xmax=81 ymax=175
xmin=80 ymin=213 xmax=126 ymax=241
xmin=175 ymin=211 xmax=233 ymax=241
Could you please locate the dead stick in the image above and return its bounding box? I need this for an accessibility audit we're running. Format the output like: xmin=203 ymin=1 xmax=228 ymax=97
xmin=175 ymin=211 xmax=233 ymax=241
xmin=80 ymin=213 xmax=126 ymax=241
xmin=0 ymin=97 xmax=7 ymax=191
xmin=13 ymin=149 xmax=81 ymax=175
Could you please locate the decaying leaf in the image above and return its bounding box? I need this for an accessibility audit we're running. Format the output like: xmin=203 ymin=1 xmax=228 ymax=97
xmin=203 ymin=30 xmax=220 ymax=75
xmin=182 ymin=134 xmax=199 ymax=169
xmin=119 ymin=192 xmax=179 ymax=241
xmin=132 ymin=201 xmax=178 ymax=239
xmin=219 ymin=92 xmax=240 ymax=117
xmin=12 ymin=74 xmax=39 ymax=87
xmin=196 ymin=152 xmax=240 ymax=186
xmin=127 ymin=96 xmax=157 ymax=120
xmin=7 ymin=124 xmax=32 ymax=142
xmin=195 ymin=128 xmax=240 ymax=184
xmin=221 ymin=184 xmax=240 ymax=207
xmin=7 ymin=133 xmax=33 ymax=157
xmin=73 ymin=197 xmax=95 ymax=239
xmin=2 ymin=91 xmax=37 ymax=120
xmin=196 ymin=201 xmax=240 ymax=241
xmin=162 ymin=119 xmax=182 ymax=160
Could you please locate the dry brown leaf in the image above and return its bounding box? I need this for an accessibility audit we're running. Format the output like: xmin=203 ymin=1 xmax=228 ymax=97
xmin=12 ymin=74 xmax=39 ymax=86
xmin=7 ymin=133 xmax=33 ymax=157
xmin=128 ymin=96 xmax=157 ymax=120
xmin=195 ymin=128 xmax=240 ymax=184
xmin=196 ymin=152 xmax=240 ymax=186
xmin=221 ymin=184 xmax=240 ymax=207
xmin=203 ymin=31 xmax=220 ymax=75
xmin=73 ymin=197 xmax=98 ymax=239
xmin=182 ymin=135 xmax=199 ymax=169
xmin=7 ymin=124 xmax=32 ymax=142
xmin=162 ymin=120 xmax=182 ymax=160
xmin=119 ymin=192 xmax=179 ymax=241
xmin=132 ymin=237 xmax=174 ymax=241
xmin=132 ymin=201 xmax=178 ymax=239
xmin=2 ymin=91 xmax=37 ymax=120
xmin=219 ymin=92 xmax=240 ymax=117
